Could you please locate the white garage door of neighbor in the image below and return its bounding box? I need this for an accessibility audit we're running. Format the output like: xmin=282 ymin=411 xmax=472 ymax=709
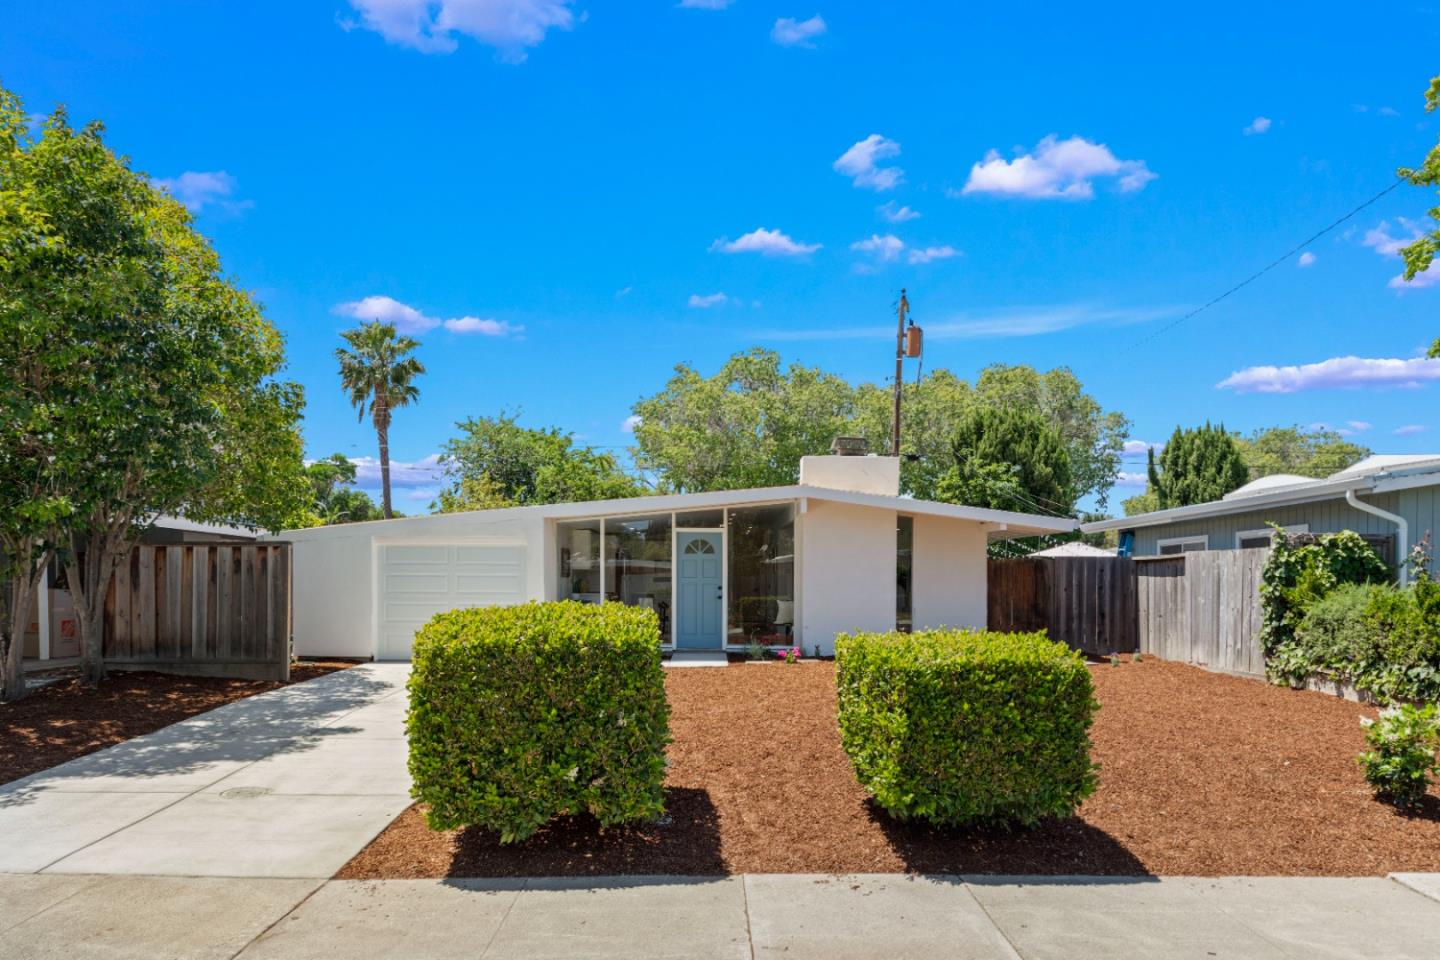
xmin=378 ymin=543 xmax=526 ymax=660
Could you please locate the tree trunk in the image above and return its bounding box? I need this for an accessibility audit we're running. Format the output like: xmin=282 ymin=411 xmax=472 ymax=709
xmin=376 ymin=393 xmax=393 ymax=519
xmin=67 ymin=524 xmax=131 ymax=686
xmin=1 ymin=573 xmax=38 ymax=702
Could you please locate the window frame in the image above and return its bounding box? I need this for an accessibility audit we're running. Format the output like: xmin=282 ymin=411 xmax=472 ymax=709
xmin=1234 ymin=524 xmax=1309 ymax=549
xmin=1156 ymin=534 xmax=1209 ymax=555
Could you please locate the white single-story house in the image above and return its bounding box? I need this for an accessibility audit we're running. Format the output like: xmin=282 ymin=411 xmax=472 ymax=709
xmin=277 ymin=453 xmax=1076 ymax=661
xmin=1082 ymin=454 xmax=1440 ymax=581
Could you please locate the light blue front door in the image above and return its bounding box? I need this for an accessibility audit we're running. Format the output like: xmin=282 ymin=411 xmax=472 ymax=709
xmin=675 ymin=532 xmax=723 ymax=649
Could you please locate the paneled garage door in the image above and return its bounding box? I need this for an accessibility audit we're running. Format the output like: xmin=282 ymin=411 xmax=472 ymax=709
xmin=377 ymin=543 xmax=526 ymax=660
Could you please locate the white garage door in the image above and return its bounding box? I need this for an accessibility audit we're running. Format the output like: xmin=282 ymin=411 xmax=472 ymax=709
xmin=378 ymin=543 xmax=527 ymax=660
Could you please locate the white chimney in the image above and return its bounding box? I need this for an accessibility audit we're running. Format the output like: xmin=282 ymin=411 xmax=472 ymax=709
xmin=799 ymin=455 xmax=901 ymax=497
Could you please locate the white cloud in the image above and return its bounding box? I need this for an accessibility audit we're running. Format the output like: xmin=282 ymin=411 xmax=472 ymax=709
xmin=1394 ymin=424 xmax=1428 ymax=436
xmin=1243 ymin=116 xmax=1272 ymax=135
xmin=443 ymin=316 xmax=517 ymax=336
xmin=152 ymin=171 xmax=250 ymax=213
xmin=688 ymin=292 xmax=731 ymax=308
xmin=615 ymin=286 xmax=633 ymax=299
xmin=754 ymin=304 xmax=1178 ymax=341
xmin=711 ymin=227 xmax=821 ymax=257
xmin=1297 ymin=251 xmax=1316 ymax=267
xmin=1216 ymin=355 xmax=1440 ymax=394
xmin=834 ymin=134 xmax=903 ymax=191
xmin=850 ymin=234 xmax=904 ymax=263
xmin=1123 ymin=440 xmax=1160 ymax=455
xmin=959 ymin=135 xmax=1156 ymax=200
xmin=333 ymin=295 xmax=521 ymax=337
xmin=1378 ymin=106 xmax=1399 ymax=117
xmin=349 ymin=453 xmax=445 ymax=487
xmin=1346 ymin=420 xmax=1373 ymax=432
xmin=771 ymin=14 xmax=826 ymax=47
xmin=1115 ymin=471 xmax=1148 ymax=489
xmin=678 ymin=0 xmax=732 ymax=7
xmin=1361 ymin=219 xmax=1438 ymax=290
xmin=878 ymin=202 xmax=920 ymax=223
xmin=621 ymin=414 xmax=642 ymax=433
xmin=907 ymin=245 xmax=960 ymax=265
xmin=343 ymin=0 xmax=574 ymax=61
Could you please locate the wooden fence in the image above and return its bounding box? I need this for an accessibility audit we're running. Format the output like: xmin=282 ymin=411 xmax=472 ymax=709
xmin=102 ymin=543 xmax=292 ymax=681
xmin=987 ymin=557 xmax=1138 ymax=656
xmin=988 ymin=550 xmax=1268 ymax=676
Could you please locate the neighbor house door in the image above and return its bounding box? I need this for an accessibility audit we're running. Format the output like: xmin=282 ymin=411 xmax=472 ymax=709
xmin=675 ymin=531 xmax=723 ymax=649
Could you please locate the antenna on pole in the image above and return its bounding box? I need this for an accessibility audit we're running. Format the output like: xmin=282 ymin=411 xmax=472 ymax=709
xmin=890 ymin=289 xmax=922 ymax=457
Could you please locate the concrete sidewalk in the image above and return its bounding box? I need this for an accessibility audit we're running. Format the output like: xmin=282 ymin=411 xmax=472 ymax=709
xmin=0 ymin=663 xmax=412 ymax=878
xmin=2 ymin=872 xmax=1439 ymax=959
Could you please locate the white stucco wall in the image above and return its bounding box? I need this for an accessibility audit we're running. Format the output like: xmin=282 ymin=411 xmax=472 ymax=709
xmin=910 ymin=513 xmax=988 ymax=631
xmin=283 ymin=511 xmax=547 ymax=658
xmin=797 ymin=499 xmax=898 ymax=656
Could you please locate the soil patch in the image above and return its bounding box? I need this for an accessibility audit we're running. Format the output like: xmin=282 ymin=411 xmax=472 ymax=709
xmin=339 ymin=658 xmax=1440 ymax=878
xmin=0 ymin=659 xmax=359 ymax=786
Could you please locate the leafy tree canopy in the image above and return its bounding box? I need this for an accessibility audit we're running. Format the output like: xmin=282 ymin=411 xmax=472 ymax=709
xmin=632 ymin=350 xmax=1127 ymax=506
xmin=1236 ymin=425 xmax=1371 ymax=480
xmin=1146 ymin=422 xmax=1249 ymax=510
xmin=1397 ymin=75 xmax=1440 ymax=285
xmin=303 ymin=454 xmax=384 ymax=525
xmin=935 ymin=406 xmax=1074 ymax=515
xmin=439 ymin=411 xmax=646 ymax=509
xmin=0 ymin=87 xmax=309 ymax=684
xmin=631 ymin=348 xmax=856 ymax=492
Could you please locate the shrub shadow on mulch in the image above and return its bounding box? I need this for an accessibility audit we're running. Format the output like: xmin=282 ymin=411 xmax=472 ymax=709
xmin=438 ymin=787 xmax=725 ymax=878
xmin=868 ymin=800 xmax=1152 ymax=876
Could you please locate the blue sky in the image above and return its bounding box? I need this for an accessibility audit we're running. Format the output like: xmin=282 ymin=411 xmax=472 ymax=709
xmin=5 ymin=1 xmax=1439 ymax=512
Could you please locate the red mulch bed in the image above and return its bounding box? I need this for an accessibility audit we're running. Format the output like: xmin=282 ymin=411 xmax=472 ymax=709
xmin=0 ymin=659 xmax=360 ymax=787
xmin=339 ymin=658 xmax=1440 ymax=879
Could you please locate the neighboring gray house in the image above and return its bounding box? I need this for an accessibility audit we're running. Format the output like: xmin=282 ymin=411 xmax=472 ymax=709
xmin=1083 ymin=455 xmax=1440 ymax=581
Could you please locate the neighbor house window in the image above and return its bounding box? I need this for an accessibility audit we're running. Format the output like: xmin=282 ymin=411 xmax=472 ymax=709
xmin=604 ymin=514 xmax=673 ymax=643
xmin=1157 ymin=535 xmax=1208 ymax=556
xmin=897 ymin=515 xmax=913 ymax=632
xmin=556 ymin=519 xmax=601 ymax=601
xmin=1235 ymin=524 xmax=1308 ymax=550
xmin=727 ymin=503 xmax=795 ymax=646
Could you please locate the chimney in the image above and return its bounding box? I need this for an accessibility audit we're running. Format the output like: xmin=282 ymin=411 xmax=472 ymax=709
xmin=830 ymin=436 xmax=870 ymax=457
xmin=801 ymin=438 xmax=900 ymax=497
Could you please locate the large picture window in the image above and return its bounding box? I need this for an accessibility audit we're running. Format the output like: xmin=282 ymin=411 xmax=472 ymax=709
xmin=727 ymin=503 xmax=795 ymax=646
xmin=604 ymin=514 xmax=673 ymax=643
xmin=556 ymin=519 xmax=602 ymax=602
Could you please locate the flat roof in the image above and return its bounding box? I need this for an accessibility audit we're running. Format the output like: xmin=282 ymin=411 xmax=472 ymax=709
xmin=278 ymin=483 xmax=1076 ymax=542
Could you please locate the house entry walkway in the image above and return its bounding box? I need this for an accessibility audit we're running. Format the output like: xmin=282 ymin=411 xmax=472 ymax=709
xmin=0 ymin=663 xmax=412 ymax=878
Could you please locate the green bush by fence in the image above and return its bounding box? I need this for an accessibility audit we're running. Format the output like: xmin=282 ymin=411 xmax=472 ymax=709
xmin=835 ymin=628 xmax=1098 ymax=827
xmin=1259 ymin=529 xmax=1390 ymax=672
xmin=407 ymin=601 xmax=670 ymax=842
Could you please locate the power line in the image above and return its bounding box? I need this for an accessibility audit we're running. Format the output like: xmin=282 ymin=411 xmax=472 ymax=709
xmin=1123 ymin=174 xmax=1409 ymax=354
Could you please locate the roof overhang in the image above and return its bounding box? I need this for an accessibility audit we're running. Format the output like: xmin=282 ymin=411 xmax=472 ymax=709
xmin=1082 ymin=477 xmax=1371 ymax=534
xmin=278 ymin=484 xmax=1075 ymax=541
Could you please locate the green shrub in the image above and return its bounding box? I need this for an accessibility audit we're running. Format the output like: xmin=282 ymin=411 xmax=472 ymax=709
xmin=1358 ymin=704 xmax=1440 ymax=811
xmin=1261 ymin=529 xmax=1390 ymax=672
xmin=835 ymin=628 xmax=1098 ymax=827
xmin=407 ymin=601 xmax=670 ymax=842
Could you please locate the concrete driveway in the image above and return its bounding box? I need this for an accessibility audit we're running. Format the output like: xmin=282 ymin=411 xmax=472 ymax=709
xmin=0 ymin=663 xmax=412 ymax=878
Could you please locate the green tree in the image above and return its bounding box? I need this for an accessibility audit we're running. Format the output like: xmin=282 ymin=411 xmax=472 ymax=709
xmin=439 ymin=411 xmax=645 ymax=508
xmin=1397 ymin=75 xmax=1439 ymax=286
xmin=304 ymin=454 xmax=384 ymax=524
xmin=935 ymin=407 xmax=1074 ymax=514
xmin=1147 ymin=423 xmax=1249 ymax=509
xmin=1236 ymin=426 xmax=1370 ymax=480
xmin=0 ymin=93 xmax=309 ymax=685
xmin=631 ymin=348 xmax=856 ymax=492
xmin=336 ymin=321 xmax=424 ymax=519
xmin=1429 ymin=337 xmax=1438 ymax=359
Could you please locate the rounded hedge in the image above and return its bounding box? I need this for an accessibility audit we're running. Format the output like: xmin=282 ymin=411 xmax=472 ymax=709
xmin=407 ymin=601 xmax=670 ymax=843
xmin=836 ymin=628 xmax=1098 ymax=827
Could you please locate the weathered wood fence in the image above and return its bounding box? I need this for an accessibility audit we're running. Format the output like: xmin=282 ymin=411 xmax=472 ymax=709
xmin=989 ymin=550 xmax=1269 ymax=676
xmin=102 ymin=543 xmax=292 ymax=681
xmin=986 ymin=557 xmax=1138 ymax=656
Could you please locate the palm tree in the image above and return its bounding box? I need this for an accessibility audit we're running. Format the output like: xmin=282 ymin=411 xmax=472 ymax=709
xmin=336 ymin=322 xmax=424 ymax=519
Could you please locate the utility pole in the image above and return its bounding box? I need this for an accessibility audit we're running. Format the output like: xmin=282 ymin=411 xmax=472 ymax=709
xmin=891 ymin=289 xmax=910 ymax=457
